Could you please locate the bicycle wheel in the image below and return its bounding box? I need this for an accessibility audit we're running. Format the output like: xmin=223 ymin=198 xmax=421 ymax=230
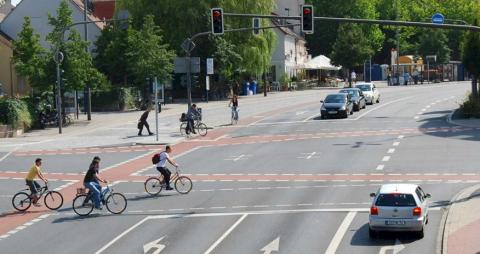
xmin=12 ymin=192 xmax=32 ymax=211
xmin=180 ymin=122 xmax=187 ymax=136
xmin=44 ymin=191 xmax=63 ymax=210
xmin=144 ymin=177 xmax=163 ymax=195
xmin=175 ymin=176 xmax=193 ymax=194
xmin=197 ymin=123 xmax=207 ymax=136
xmin=72 ymin=194 xmax=93 ymax=216
xmin=106 ymin=193 xmax=127 ymax=214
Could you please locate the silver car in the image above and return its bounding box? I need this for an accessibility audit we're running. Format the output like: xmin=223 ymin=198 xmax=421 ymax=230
xmin=355 ymin=83 xmax=380 ymax=105
xmin=369 ymin=184 xmax=431 ymax=238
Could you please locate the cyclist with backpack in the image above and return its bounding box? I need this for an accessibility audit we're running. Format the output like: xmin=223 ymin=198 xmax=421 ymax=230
xmin=152 ymin=146 xmax=179 ymax=190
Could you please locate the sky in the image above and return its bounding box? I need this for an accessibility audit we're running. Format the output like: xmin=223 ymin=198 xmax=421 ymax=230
xmin=12 ymin=0 xmax=20 ymax=6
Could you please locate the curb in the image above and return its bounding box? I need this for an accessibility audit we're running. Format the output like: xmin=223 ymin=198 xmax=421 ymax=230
xmin=447 ymin=109 xmax=480 ymax=128
xmin=439 ymin=184 xmax=480 ymax=254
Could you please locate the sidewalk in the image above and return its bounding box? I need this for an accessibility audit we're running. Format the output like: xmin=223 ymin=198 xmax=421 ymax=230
xmin=0 ymin=89 xmax=327 ymax=151
xmin=442 ymin=113 xmax=480 ymax=254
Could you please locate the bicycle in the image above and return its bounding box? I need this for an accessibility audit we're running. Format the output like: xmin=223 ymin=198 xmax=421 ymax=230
xmin=72 ymin=184 xmax=127 ymax=216
xmin=179 ymin=118 xmax=208 ymax=136
xmin=12 ymin=183 xmax=64 ymax=211
xmin=144 ymin=167 xmax=193 ymax=195
xmin=230 ymin=106 xmax=239 ymax=125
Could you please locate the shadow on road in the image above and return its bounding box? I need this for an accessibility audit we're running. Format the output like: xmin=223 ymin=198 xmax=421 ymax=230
xmin=417 ymin=111 xmax=480 ymax=141
xmin=350 ymin=223 xmax=419 ymax=247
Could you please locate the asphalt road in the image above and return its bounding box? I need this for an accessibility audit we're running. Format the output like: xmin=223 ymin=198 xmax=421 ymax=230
xmin=1 ymin=82 xmax=479 ymax=254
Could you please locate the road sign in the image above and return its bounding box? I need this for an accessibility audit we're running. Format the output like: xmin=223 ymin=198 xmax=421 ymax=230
xmin=432 ymin=13 xmax=445 ymax=24
xmin=207 ymin=58 xmax=214 ymax=75
xmin=174 ymin=57 xmax=201 ymax=73
xmin=206 ymin=75 xmax=210 ymax=91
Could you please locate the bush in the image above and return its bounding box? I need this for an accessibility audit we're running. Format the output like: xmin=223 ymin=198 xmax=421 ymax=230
xmin=92 ymin=87 xmax=138 ymax=111
xmin=0 ymin=98 xmax=33 ymax=129
xmin=460 ymin=93 xmax=480 ymax=118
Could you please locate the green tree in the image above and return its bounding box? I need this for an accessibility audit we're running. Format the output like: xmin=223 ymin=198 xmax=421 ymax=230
xmin=461 ymin=20 xmax=480 ymax=98
xmin=330 ymin=24 xmax=374 ymax=87
xmin=416 ymin=29 xmax=451 ymax=64
xmin=307 ymin=0 xmax=384 ymax=58
xmin=125 ymin=15 xmax=175 ymax=95
xmin=94 ymin=23 xmax=130 ymax=86
xmin=12 ymin=17 xmax=48 ymax=91
xmin=46 ymin=0 xmax=105 ymax=92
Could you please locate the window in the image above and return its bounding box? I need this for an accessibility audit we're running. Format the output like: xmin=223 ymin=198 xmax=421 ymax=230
xmin=375 ymin=194 xmax=417 ymax=207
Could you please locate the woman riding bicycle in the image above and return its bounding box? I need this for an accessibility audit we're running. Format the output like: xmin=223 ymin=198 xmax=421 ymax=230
xmin=83 ymin=156 xmax=108 ymax=210
xmin=228 ymin=95 xmax=239 ymax=121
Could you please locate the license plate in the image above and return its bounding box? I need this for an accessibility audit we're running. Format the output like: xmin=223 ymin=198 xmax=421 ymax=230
xmin=385 ymin=220 xmax=405 ymax=225
xmin=328 ymin=111 xmax=337 ymax=114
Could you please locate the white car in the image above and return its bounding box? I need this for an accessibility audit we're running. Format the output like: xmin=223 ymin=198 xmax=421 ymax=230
xmin=355 ymin=83 xmax=380 ymax=105
xmin=368 ymin=184 xmax=430 ymax=238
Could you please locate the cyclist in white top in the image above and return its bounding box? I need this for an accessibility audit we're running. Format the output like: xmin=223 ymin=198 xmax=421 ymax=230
xmin=156 ymin=146 xmax=179 ymax=190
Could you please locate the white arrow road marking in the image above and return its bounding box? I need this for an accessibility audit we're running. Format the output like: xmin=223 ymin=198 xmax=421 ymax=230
xmin=143 ymin=236 xmax=166 ymax=254
xmin=296 ymin=111 xmax=308 ymax=116
xmin=325 ymin=211 xmax=357 ymax=254
xmin=261 ymin=237 xmax=280 ymax=254
xmin=379 ymin=239 xmax=405 ymax=254
xmin=224 ymin=154 xmax=251 ymax=162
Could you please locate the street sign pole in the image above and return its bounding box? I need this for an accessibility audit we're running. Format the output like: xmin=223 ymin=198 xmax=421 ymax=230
xmin=206 ymin=76 xmax=210 ymax=103
xmin=154 ymin=76 xmax=159 ymax=142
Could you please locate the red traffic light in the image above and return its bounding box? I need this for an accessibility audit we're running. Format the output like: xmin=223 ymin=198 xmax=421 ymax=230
xmin=213 ymin=10 xmax=222 ymax=18
xmin=303 ymin=8 xmax=312 ymax=15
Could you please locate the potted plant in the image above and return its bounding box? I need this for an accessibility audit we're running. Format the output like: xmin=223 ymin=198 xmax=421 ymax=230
xmin=280 ymin=73 xmax=290 ymax=91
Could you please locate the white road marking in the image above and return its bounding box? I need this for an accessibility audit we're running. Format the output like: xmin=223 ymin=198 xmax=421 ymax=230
xmin=376 ymin=165 xmax=385 ymax=171
xmin=398 ymin=135 xmax=404 ymax=139
xmin=95 ymin=217 xmax=151 ymax=254
xmin=379 ymin=239 xmax=405 ymax=254
xmin=261 ymin=237 xmax=280 ymax=254
xmin=325 ymin=212 xmax=357 ymax=254
xmin=387 ymin=148 xmax=395 ymax=154
xmin=382 ymin=156 xmax=391 ymax=162
xmin=203 ymin=214 xmax=248 ymax=254
xmin=393 ymin=142 xmax=400 ymax=146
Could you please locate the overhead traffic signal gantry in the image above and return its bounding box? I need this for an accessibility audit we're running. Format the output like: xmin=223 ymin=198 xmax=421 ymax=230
xmin=211 ymin=8 xmax=224 ymax=35
xmin=301 ymin=5 xmax=314 ymax=34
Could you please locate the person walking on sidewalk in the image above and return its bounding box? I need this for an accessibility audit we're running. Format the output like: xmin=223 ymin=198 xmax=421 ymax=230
xmin=138 ymin=106 xmax=154 ymax=136
xmin=156 ymin=146 xmax=179 ymax=190
xmin=25 ymin=158 xmax=48 ymax=206
xmin=228 ymin=95 xmax=239 ymax=122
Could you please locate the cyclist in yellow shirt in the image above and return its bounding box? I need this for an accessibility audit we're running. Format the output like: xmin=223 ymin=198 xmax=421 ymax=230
xmin=25 ymin=158 xmax=48 ymax=206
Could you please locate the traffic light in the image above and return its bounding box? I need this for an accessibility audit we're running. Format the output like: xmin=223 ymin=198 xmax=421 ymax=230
xmin=301 ymin=5 xmax=314 ymax=34
xmin=253 ymin=17 xmax=260 ymax=35
xmin=211 ymin=8 xmax=224 ymax=35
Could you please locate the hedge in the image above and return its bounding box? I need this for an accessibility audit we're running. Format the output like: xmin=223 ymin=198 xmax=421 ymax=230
xmin=460 ymin=93 xmax=480 ymax=118
xmin=0 ymin=98 xmax=34 ymax=129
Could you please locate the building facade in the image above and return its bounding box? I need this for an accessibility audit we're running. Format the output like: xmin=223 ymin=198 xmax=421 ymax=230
xmin=270 ymin=0 xmax=309 ymax=82
xmin=0 ymin=32 xmax=22 ymax=97
xmin=0 ymin=0 xmax=103 ymax=52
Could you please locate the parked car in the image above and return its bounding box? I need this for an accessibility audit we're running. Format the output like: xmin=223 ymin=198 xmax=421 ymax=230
xmin=339 ymin=88 xmax=366 ymax=111
xmin=369 ymin=184 xmax=431 ymax=238
xmin=320 ymin=93 xmax=353 ymax=119
xmin=355 ymin=83 xmax=380 ymax=105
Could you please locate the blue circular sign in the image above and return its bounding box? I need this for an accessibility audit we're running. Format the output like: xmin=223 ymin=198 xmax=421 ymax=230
xmin=432 ymin=13 xmax=445 ymax=24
